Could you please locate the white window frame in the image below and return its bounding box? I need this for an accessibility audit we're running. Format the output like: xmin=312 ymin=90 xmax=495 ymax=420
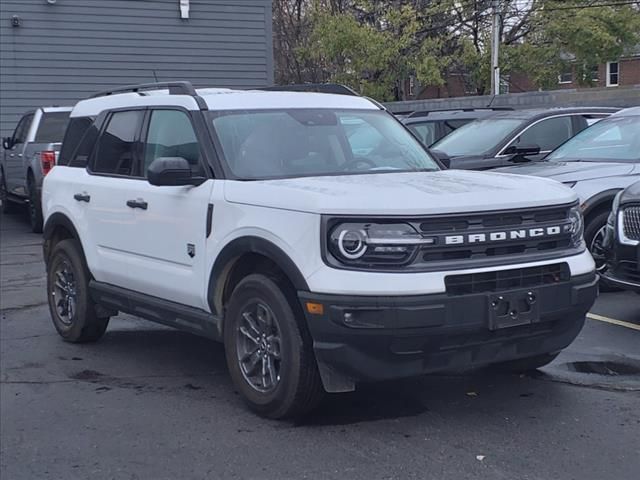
xmin=606 ymin=61 xmax=619 ymax=87
xmin=558 ymin=71 xmax=573 ymax=84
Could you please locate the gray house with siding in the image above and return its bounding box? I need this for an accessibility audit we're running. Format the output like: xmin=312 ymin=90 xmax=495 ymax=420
xmin=0 ymin=0 xmax=274 ymax=137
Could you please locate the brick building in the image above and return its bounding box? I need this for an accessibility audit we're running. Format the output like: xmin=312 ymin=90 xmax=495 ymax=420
xmin=411 ymin=49 xmax=640 ymax=100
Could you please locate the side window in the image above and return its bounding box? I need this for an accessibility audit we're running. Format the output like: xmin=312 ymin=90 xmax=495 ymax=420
xmin=144 ymin=110 xmax=203 ymax=176
xmin=408 ymin=123 xmax=437 ymax=146
xmin=92 ymin=110 xmax=144 ymax=176
xmin=59 ymin=117 xmax=95 ymax=166
xmin=12 ymin=114 xmax=33 ymax=145
xmin=515 ymin=116 xmax=573 ymax=152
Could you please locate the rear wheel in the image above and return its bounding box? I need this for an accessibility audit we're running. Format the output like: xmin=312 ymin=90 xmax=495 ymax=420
xmin=493 ymin=352 xmax=559 ymax=373
xmin=27 ymin=175 xmax=43 ymax=233
xmin=0 ymin=168 xmax=20 ymax=214
xmin=47 ymin=239 xmax=110 ymax=342
xmin=224 ymin=274 xmax=324 ymax=419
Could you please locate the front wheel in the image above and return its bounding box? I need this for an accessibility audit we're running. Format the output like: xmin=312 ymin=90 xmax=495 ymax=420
xmin=585 ymin=210 xmax=619 ymax=292
xmin=224 ymin=274 xmax=324 ymax=419
xmin=47 ymin=239 xmax=110 ymax=342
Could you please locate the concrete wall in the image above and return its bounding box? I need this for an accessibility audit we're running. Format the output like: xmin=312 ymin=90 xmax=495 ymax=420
xmin=0 ymin=0 xmax=274 ymax=137
xmin=386 ymin=85 xmax=640 ymax=114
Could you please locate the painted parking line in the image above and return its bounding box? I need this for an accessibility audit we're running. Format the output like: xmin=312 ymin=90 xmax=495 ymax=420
xmin=587 ymin=313 xmax=640 ymax=331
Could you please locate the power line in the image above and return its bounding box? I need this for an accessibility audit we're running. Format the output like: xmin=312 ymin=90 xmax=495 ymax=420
xmin=539 ymin=1 xmax=639 ymax=12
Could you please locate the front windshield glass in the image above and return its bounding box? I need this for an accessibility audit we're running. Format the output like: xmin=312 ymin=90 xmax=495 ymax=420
xmin=431 ymin=118 xmax=523 ymax=157
xmin=547 ymin=116 xmax=640 ymax=162
xmin=210 ymin=109 xmax=439 ymax=179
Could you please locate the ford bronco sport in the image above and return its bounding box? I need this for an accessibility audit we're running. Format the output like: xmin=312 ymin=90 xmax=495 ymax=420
xmin=42 ymin=82 xmax=598 ymax=418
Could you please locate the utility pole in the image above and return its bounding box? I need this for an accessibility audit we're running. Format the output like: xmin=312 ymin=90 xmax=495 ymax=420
xmin=490 ymin=0 xmax=501 ymax=95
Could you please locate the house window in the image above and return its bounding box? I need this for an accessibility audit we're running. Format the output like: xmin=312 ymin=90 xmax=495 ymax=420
xmin=558 ymin=69 xmax=573 ymax=84
xmin=499 ymin=76 xmax=510 ymax=94
xmin=606 ymin=61 xmax=619 ymax=87
xmin=589 ymin=65 xmax=599 ymax=83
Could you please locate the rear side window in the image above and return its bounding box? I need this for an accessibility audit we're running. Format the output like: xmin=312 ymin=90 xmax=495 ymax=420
xmin=59 ymin=117 xmax=94 ymax=166
xmin=35 ymin=112 xmax=70 ymax=143
xmin=92 ymin=110 xmax=144 ymax=176
xmin=12 ymin=114 xmax=34 ymax=145
xmin=407 ymin=122 xmax=438 ymax=146
xmin=515 ymin=116 xmax=573 ymax=151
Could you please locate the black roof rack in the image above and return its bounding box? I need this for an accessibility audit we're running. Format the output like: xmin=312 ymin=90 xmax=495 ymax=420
xmin=89 ymin=81 xmax=207 ymax=110
xmin=407 ymin=106 xmax=513 ymax=118
xmin=259 ymin=83 xmax=359 ymax=96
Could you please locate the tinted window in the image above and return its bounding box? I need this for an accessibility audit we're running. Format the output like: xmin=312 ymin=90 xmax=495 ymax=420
xmin=12 ymin=114 xmax=33 ymax=145
xmin=35 ymin=112 xmax=70 ymax=143
xmin=144 ymin=110 xmax=203 ymax=175
xmin=547 ymin=116 xmax=640 ymax=162
xmin=431 ymin=118 xmax=523 ymax=156
xmin=514 ymin=116 xmax=572 ymax=151
xmin=92 ymin=111 xmax=143 ymax=176
xmin=59 ymin=117 xmax=94 ymax=166
xmin=69 ymin=124 xmax=99 ymax=168
xmin=211 ymin=109 xmax=438 ymax=179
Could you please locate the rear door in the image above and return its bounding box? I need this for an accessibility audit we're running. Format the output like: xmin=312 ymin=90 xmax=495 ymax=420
xmin=84 ymin=109 xmax=145 ymax=288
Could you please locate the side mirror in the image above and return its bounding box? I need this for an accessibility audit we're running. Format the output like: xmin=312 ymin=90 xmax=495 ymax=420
xmin=430 ymin=149 xmax=451 ymax=169
xmin=147 ymin=157 xmax=206 ymax=187
xmin=2 ymin=137 xmax=12 ymax=150
xmin=503 ymin=143 xmax=541 ymax=160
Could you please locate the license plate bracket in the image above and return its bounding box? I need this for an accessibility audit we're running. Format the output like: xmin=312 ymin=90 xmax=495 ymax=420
xmin=488 ymin=289 xmax=540 ymax=330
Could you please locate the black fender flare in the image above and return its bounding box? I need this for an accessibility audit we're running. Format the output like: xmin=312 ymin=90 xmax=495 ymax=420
xmin=42 ymin=212 xmax=85 ymax=264
xmin=582 ymin=188 xmax=622 ymax=219
xmin=207 ymin=236 xmax=309 ymax=316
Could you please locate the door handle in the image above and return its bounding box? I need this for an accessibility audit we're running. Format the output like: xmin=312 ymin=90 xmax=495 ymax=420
xmin=126 ymin=199 xmax=148 ymax=210
xmin=73 ymin=193 xmax=90 ymax=203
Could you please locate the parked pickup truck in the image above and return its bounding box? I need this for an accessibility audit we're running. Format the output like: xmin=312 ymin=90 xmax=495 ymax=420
xmin=1 ymin=107 xmax=72 ymax=233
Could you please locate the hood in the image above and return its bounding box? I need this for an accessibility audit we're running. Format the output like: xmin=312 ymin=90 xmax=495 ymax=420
xmin=620 ymin=179 xmax=640 ymax=205
xmin=223 ymin=170 xmax=577 ymax=215
xmin=494 ymin=161 xmax=637 ymax=183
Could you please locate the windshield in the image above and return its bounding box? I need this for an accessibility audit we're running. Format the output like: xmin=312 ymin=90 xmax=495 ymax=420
xmin=547 ymin=116 xmax=640 ymax=162
xmin=210 ymin=109 xmax=439 ymax=179
xmin=431 ymin=118 xmax=523 ymax=157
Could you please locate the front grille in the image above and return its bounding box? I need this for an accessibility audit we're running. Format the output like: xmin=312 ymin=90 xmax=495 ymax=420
xmin=622 ymin=206 xmax=640 ymax=241
xmin=407 ymin=204 xmax=576 ymax=267
xmin=445 ymin=263 xmax=570 ymax=295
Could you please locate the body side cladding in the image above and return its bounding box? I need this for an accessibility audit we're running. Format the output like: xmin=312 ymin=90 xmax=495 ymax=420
xmin=207 ymin=236 xmax=310 ymax=317
xmin=89 ymin=281 xmax=222 ymax=341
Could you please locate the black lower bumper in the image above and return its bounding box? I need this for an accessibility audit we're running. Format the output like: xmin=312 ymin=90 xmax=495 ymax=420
xmin=603 ymin=242 xmax=640 ymax=292
xmin=299 ymin=273 xmax=598 ymax=391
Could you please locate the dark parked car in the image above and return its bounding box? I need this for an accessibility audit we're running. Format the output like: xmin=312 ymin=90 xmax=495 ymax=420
xmin=495 ymin=107 xmax=640 ymax=273
xmin=403 ymin=107 xmax=512 ymax=146
xmin=430 ymin=107 xmax=617 ymax=170
xmin=602 ymin=180 xmax=640 ymax=292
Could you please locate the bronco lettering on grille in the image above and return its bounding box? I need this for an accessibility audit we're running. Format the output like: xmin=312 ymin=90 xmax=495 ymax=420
xmin=444 ymin=226 xmax=563 ymax=245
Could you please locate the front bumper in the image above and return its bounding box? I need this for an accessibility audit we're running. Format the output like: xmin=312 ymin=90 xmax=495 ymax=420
xmin=603 ymin=240 xmax=640 ymax=292
xmin=299 ymin=272 xmax=597 ymax=392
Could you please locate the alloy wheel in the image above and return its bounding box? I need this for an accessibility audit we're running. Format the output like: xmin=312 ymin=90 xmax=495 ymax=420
xmin=52 ymin=260 xmax=78 ymax=326
xmin=236 ymin=301 xmax=282 ymax=393
xmin=590 ymin=225 xmax=608 ymax=272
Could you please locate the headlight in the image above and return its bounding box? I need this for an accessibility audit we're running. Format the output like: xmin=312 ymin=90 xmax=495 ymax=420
xmin=568 ymin=205 xmax=584 ymax=247
xmin=328 ymin=222 xmax=432 ymax=267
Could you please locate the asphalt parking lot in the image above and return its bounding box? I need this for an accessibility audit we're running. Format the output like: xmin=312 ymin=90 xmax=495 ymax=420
xmin=1 ymin=210 xmax=639 ymax=480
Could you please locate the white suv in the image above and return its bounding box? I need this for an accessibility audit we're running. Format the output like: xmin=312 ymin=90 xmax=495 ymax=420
xmin=42 ymin=82 xmax=598 ymax=418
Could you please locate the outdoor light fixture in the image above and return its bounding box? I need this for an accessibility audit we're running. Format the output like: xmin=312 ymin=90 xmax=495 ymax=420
xmin=179 ymin=0 xmax=190 ymax=19
xmin=46 ymin=0 xmax=57 ymax=4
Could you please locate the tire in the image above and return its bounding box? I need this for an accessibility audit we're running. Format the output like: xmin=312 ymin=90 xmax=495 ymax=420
xmin=0 ymin=168 xmax=20 ymax=215
xmin=493 ymin=352 xmax=559 ymax=373
xmin=47 ymin=238 xmax=110 ymax=343
xmin=585 ymin=210 xmax=619 ymax=292
xmin=27 ymin=175 xmax=43 ymax=234
xmin=224 ymin=274 xmax=324 ymax=419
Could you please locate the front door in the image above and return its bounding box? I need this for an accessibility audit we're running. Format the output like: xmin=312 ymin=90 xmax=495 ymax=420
xmin=4 ymin=114 xmax=33 ymax=195
xmin=118 ymin=108 xmax=214 ymax=310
